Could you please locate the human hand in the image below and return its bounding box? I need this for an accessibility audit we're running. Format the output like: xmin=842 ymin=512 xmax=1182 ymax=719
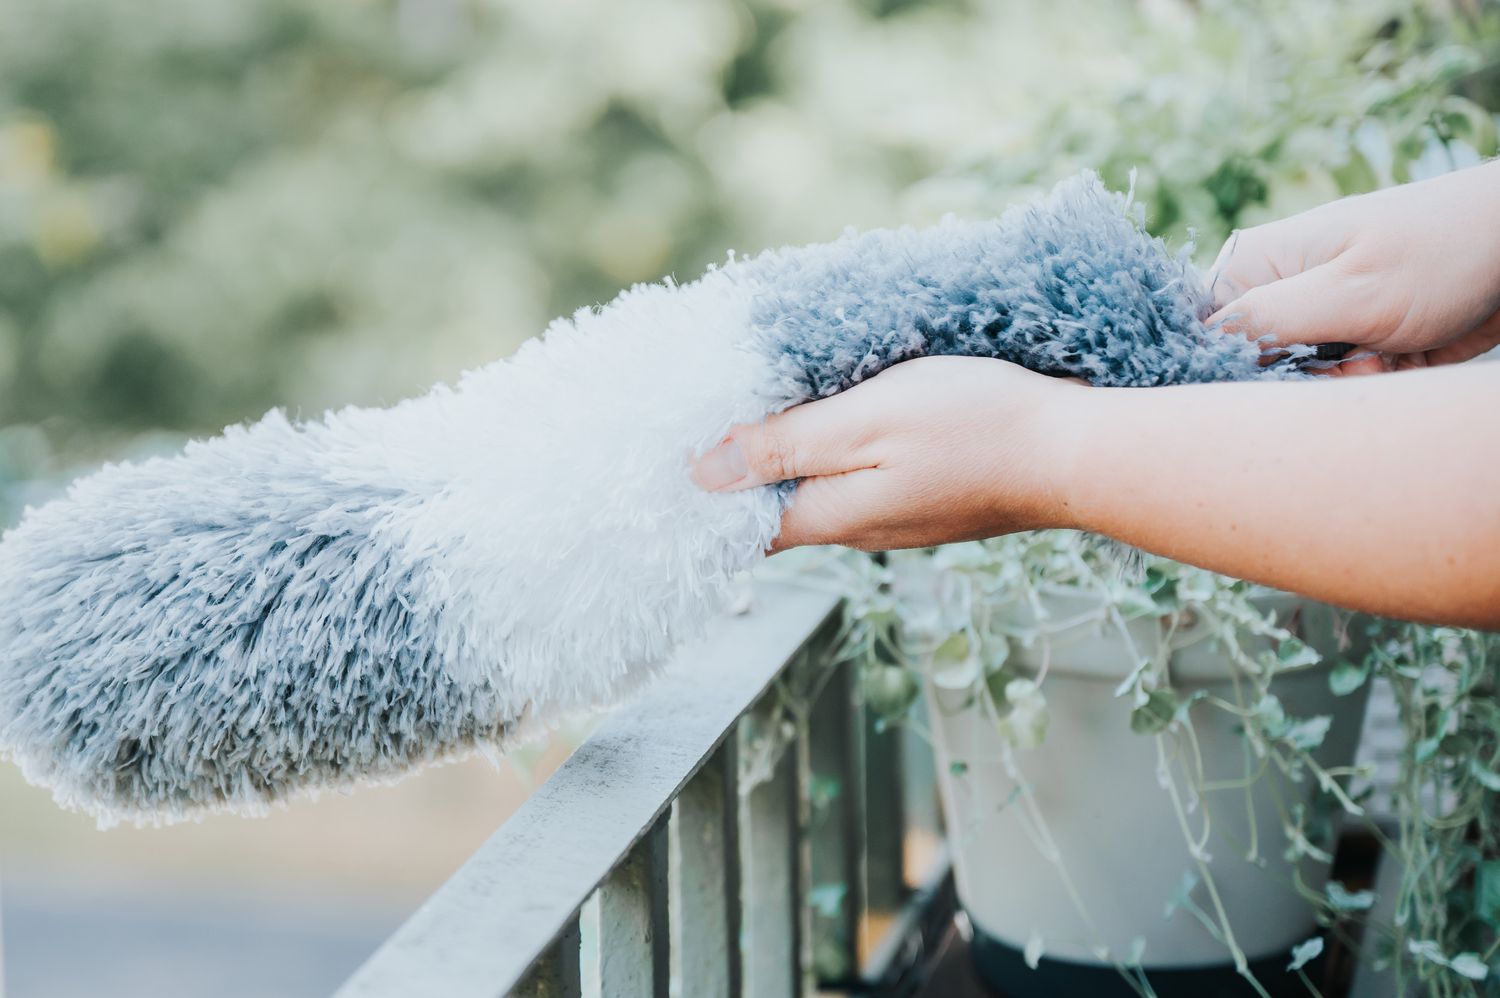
xmin=1208 ymin=160 xmax=1500 ymax=374
xmin=690 ymin=357 xmax=1081 ymax=553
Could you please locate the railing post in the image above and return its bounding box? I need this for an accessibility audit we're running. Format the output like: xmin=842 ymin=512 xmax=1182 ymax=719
xmin=862 ymin=683 xmax=908 ymax=930
xmin=899 ymin=690 xmax=943 ymax=874
xmin=0 ymin=861 xmax=7 ymax=998
xmin=807 ymin=659 xmax=863 ymax=984
xmin=672 ymin=740 xmax=741 ymax=998
xmin=739 ymin=717 xmax=802 ymax=998
xmin=594 ymin=814 xmax=670 ymax=997
xmin=515 ymin=919 xmax=582 ymax=998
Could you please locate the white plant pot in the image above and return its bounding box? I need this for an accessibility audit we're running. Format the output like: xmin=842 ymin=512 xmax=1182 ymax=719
xmin=902 ymin=567 xmax=1372 ymax=993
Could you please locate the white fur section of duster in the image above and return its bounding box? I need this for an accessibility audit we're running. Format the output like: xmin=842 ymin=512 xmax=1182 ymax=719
xmin=420 ymin=266 xmax=787 ymax=707
xmin=0 ymin=264 xmax=784 ymax=825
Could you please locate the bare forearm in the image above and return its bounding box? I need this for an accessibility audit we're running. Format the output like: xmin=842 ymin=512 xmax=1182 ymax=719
xmin=1054 ymin=365 xmax=1500 ymax=628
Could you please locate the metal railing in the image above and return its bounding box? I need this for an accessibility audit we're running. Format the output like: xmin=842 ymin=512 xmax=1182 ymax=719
xmin=336 ymin=581 xmax=949 ymax=998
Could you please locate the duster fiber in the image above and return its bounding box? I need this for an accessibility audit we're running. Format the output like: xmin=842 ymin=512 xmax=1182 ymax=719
xmin=0 ymin=173 xmax=1309 ymax=826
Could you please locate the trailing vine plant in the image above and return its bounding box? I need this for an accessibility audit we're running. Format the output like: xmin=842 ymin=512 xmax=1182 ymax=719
xmin=825 ymin=531 xmax=1500 ymax=996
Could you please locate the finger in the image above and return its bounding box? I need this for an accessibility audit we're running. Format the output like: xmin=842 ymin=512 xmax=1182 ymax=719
xmin=1325 ymin=353 xmax=1391 ymax=378
xmin=1206 ymin=227 xmax=1295 ymax=313
xmin=1208 ymin=261 xmax=1385 ymax=349
xmin=1423 ymin=309 xmax=1500 ymax=367
xmin=691 ymin=394 xmax=878 ymax=492
xmin=1205 ymin=229 xmax=1247 ymax=312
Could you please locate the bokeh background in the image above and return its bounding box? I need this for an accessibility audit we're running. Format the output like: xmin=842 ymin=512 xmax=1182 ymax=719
xmin=1 ymin=0 xmax=1497 ymax=995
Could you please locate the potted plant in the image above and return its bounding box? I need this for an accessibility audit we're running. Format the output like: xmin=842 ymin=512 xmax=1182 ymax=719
xmin=844 ymin=532 xmax=1392 ymax=997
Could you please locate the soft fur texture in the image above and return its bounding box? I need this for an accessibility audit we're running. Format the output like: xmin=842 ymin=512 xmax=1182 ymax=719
xmin=0 ymin=173 xmax=1309 ymax=825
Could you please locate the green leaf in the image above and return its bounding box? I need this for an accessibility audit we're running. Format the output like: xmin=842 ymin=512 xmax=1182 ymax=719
xmin=931 ymin=655 xmax=981 ymax=691
xmin=1277 ymin=637 xmax=1322 ymax=670
xmin=1328 ymin=660 xmax=1369 ymax=696
xmin=1450 ymin=952 xmax=1491 ymax=981
xmin=1288 ymin=936 xmax=1324 ymax=972
xmin=863 ymin=665 xmax=918 ymax=718
xmin=1113 ymin=585 xmax=1161 ymax=619
xmin=1326 ymin=881 xmax=1375 ymax=912
xmin=996 ymin=679 xmax=1050 ymax=749
xmin=984 ymin=666 xmax=1017 ymax=710
xmin=983 ymin=633 xmax=1011 ymax=672
xmin=1406 ymin=939 xmax=1488 ymax=979
xmin=1253 ymin=694 xmax=1289 ymax=735
xmin=933 ymin=632 xmax=971 ymax=662
xmin=1408 ymin=939 xmax=1446 ymax=966
xmin=1285 ymin=715 xmax=1332 ymax=751
xmin=1131 ymin=688 xmax=1179 ymax=735
xmin=1143 ymin=568 xmax=1179 ymax=610
xmin=1472 ymin=760 xmax=1500 ymax=793
xmin=1439 ymin=734 xmax=1473 ymax=758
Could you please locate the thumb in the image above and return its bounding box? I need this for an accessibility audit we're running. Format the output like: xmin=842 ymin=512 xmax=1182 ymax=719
xmin=691 ymin=394 xmax=874 ymax=492
xmin=1209 ymin=261 xmax=1378 ymax=349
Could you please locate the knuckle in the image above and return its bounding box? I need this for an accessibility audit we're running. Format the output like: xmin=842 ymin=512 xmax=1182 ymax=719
xmin=1332 ymin=246 xmax=1387 ymax=279
xmin=756 ymin=427 xmax=799 ymax=483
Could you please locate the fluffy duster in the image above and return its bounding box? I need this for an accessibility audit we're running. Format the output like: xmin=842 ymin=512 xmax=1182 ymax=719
xmin=0 ymin=173 xmax=1309 ymax=825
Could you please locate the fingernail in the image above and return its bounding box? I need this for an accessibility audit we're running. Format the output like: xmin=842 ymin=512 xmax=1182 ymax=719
xmin=692 ymin=438 xmax=749 ymax=491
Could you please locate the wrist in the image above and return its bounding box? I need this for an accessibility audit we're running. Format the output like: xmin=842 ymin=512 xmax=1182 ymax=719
xmin=1028 ymin=380 xmax=1107 ymax=532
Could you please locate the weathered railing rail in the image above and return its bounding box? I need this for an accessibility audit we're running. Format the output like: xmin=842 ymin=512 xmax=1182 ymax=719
xmin=0 ymin=864 xmax=7 ymax=998
xmin=337 ymin=580 xmax=947 ymax=998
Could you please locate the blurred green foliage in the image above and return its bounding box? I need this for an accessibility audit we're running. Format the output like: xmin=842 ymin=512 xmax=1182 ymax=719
xmin=0 ymin=0 xmax=1497 ymax=521
xmin=967 ymin=2 xmax=1500 ymax=239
